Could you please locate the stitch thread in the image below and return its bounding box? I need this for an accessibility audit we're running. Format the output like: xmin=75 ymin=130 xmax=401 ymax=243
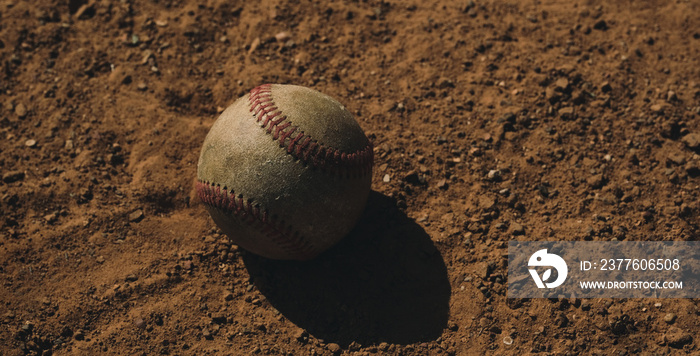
xmin=196 ymin=180 xmax=315 ymax=259
xmin=248 ymin=84 xmax=374 ymax=178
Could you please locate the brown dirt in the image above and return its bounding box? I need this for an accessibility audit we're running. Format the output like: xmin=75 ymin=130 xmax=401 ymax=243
xmin=1 ymin=0 xmax=699 ymax=355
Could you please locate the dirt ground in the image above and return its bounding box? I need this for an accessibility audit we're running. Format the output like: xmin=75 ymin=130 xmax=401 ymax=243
xmin=1 ymin=0 xmax=699 ymax=354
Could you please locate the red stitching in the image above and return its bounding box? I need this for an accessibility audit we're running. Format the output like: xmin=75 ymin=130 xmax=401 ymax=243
xmin=196 ymin=181 xmax=315 ymax=259
xmin=248 ymin=84 xmax=374 ymax=178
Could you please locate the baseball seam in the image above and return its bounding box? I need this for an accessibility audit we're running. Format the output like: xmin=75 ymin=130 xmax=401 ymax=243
xmin=248 ymin=84 xmax=374 ymax=178
xmin=196 ymin=180 xmax=316 ymax=260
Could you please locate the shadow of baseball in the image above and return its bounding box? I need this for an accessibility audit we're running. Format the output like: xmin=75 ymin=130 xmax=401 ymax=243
xmin=242 ymin=191 xmax=450 ymax=347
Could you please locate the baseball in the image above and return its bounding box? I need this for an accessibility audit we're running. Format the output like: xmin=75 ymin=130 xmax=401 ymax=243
xmin=196 ymin=84 xmax=373 ymax=260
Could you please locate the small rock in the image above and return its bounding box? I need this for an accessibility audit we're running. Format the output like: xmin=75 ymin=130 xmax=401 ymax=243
xmin=125 ymin=274 xmax=138 ymax=282
xmin=679 ymin=203 xmax=692 ymax=217
xmin=274 ymin=31 xmax=291 ymax=42
xmin=183 ymin=260 xmax=193 ymax=270
xmin=437 ymin=178 xmax=448 ymax=189
xmin=15 ymin=103 xmax=27 ymax=118
xmin=554 ymin=77 xmax=569 ymax=91
xmin=73 ymin=330 xmax=85 ymax=340
xmin=134 ymin=318 xmax=146 ymax=329
xmin=650 ymin=103 xmax=664 ymax=113
xmin=137 ymin=82 xmax=148 ymax=91
xmin=327 ymin=343 xmax=341 ymax=354
xmin=664 ymin=326 xmax=692 ymax=348
xmin=666 ymin=91 xmax=677 ymax=102
xmin=383 ymin=174 xmax=391 ymax=183
xmin=2 ymin=171 xmax=25 ymax=183
xmin=202 ymin=328 xmax=213 ymax=340
xmin=223 ymin=291 xmax=234 ymax=301
xmin=503 ymin=336 xmax=513 ymax=345
xmin=65 ymin=139 xmax=74 ymax=150
xmin=248 ymin=37 xmax=261 ymax=54
xmin=44 ymin=213 xmax=57 ymax=223
xmin=559 ymin=106 xmax=575 ymax=120
xmin=587 ymin=174 xmax=606 ymax=189
xmin=667 ymin=153 xmax=686 ymax=165
xmin=663 ymin=313 xmax=677 ymax=324
xmin=681 ymin=133 xmax=700 ymax=149
xmin=141 ymin=50 xmax=154 ymax=65
xmin=686 ymin=161 xmax=700 ymax=177
xmin=487 ymin=169 xmax=502 ymax=181
xmin=96 ymin=256 xmax=105 ymax=264
xmin=479 ymin=196 xmax=496 ymax=210
xmin=294 ymin=329 xmax=308 ymax=342
xmin=510 ymin=222 xmax=525 ymax=235
xmin=128 ymin=209 xmax=144 ymax=222
xmin=25 ymin=139 xmax=36 ymax=147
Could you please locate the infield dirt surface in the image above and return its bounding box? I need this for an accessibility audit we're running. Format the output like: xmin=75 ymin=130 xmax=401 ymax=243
xmin=1 ymin=0 xmax=699 ymax=355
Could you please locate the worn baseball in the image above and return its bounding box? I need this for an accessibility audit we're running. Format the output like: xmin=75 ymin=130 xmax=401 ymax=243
xmin=196 ymin=84 xmax=373 ymax=260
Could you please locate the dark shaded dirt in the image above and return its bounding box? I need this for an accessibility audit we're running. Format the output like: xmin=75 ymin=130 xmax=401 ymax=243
xmin=1 ymin=0 xmax=699 ymax=355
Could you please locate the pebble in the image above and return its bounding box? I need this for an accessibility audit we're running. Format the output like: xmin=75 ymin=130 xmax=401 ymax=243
xmin=510 ymin=222 xmax=525 ymax=235
xmin=383 ymin=174 xmax=391 ymax=183
xmin=681 ymin=133 xmax=700 ymax=149
xmin=65 ymin=139 xmax=74 ymax=150
xmin=558 ymin=106 xmax=575 ymax=119
xmin=25 ymin=139 xmax=36 ymax=147
xmin=128 ymin=209 xmax=144 ymax=222
xmin=2 ymin=170 xmax=25 ymax=183
xmin=650 ymin=103 xmax=664 ymax=113
xmin=274 ymin=31 xmax=291 ymax=42
xmin=667 ymin=153 xmax=685 ymax=165
xmin=294 ymin=329 xmax=308 ymax=342
xmin=663 ymin=313 xmax=677 ymax=324
xmin=223 ymin=291 xmax=234 ymax=301
xmin=134 ymin=318 xmax=146 ymax=329
xmin=554 ymin=77 xmax=569 ymax=91
xmin=183 ymin=260 xmax=193 ymax=270
xmin=666 ymin=90 xmax=677 ymax=101
xmin=44 ymin=213 xmax=57 ymax=223
xmin=141 ymin=50 xmax=154 ymax=65
xmin=487 ymin=169 xmax=502 ymax=181
xmin=137 ymin=82 xmax=148 ymax=91
xmin=96 ymin=256 xmax=105 ymax=264
xmin=663 ymin=326 xmax=692 ymax=348
xmin=327 ymin=343 xmax=341 ymax=354
xmin=503 ymin=336 xmax=513 ymax=345
xmin=479 ymin=196 xmax=496 ymax=210
xmin=587 ymin=174 xmax=605 ymax=189
xmin=15 ymin=103 xmax=27 ymax=118
xmin=248 ymin=37 xmax=261 ymax=54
